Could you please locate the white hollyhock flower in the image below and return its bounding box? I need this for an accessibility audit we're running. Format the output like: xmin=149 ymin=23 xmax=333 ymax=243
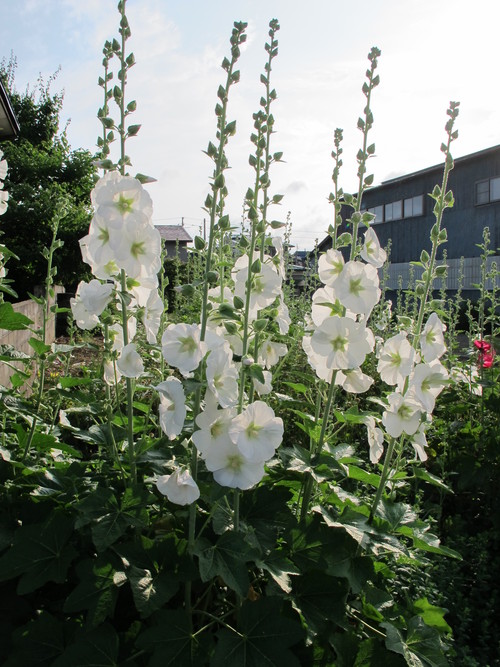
xmin=156 ymin=468 xmax=200 ymax=506
xmin=156 ymin=377 xmax=187 ymax=440
xmin=193 ymin=399 xmax=236 ymax=459
xmin=142 ymin=288 xmax=164 ymax=344
xmin=318 ymin=249 xmax=345 ymax=286
xmin=103 ymin=360 xmax=121 ymax=386
xmin=420 ymin=313 xmax=446 ymax=362
xmin=377 ymin=331 xmax=416 ymax=387
xmin=129 ymin=274 xmax=159 ymax=307
xmin=77 ymin=279 xmax=114 ymax=316
xmin=229 ymin=401 xmax=284 ymax=463
xmin=92 ymin=171 xmax=153 ymax=223
xmin=0 ymin=149 xmax=7 ymax=181
xmin=84 ymin=218 xmax=121 ymax=278
xmin=360 ymin=227 xmax=387 ymax=268
xmin=276 ymin=300 xmax=291 ymax=334
xmin=162 ymin=323 xmax=204 ymax=376
xmin=408 ymin=359 xmax=449 ymax=413
xmin=117 ymin=343 xmax=144 ymax=378
xmin=335 ymin=261 xmax=381 ymax=317
xmin=207 ymin=285 xmax=233 ymax=308
xmin=253 ymin=370 xmax=273 ymax=395
xmin=233 ymin=260 xmax=282 ymax=316
xmin=310 ymin=316 xmax=374 ymax=370
xmin=110 ymin=317 xmax=137 ymax=352
xmin=70 ymin=296 xmax=100 ymax=330
xmin=113 ymin=218 xmax=161 ymax=278
xmin=302 ymin=335 xmax=333 ymax=382
xmin=410 ymin=428 xmax=428 ymax=462
xmin=0 ymin=190 xmax=8 ymax=215
xmin=206 ymin=346 xmax=239 ymax=408
xmin=363 ymin=416 xmax=385 ymax=463
xmin=336 ymin=368 xmax=374 ymax=394
xmin=382 ymin=392 xmax=422 ymax=438
xmin=0 ymin=150 xmax=7 ymax=216
xmin=311 ymin=286 xmax=343 ymax=326
xmin=258 ymin=339 xmax=288 ymax=369
xmin=213 ymin=448 xmax=266 ymax=489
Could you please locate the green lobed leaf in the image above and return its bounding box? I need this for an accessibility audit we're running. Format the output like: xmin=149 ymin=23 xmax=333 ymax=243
xmin=211 ymin=598 xmax=304 ymax=667
xmin=4 ymin=611 xmax=65 ymax=667
xmin=382 ymin=617 xmax=449 ymax=667
xmin=0 ymin=302 xmax=33 ymax=331
xmin=127 ymin=564 xmax=179 ymax=618
xmin=136 ymin=610 xmax=205 ymax=667
xmin=193 ymin=531 xmax=259 ymax=597
xmin=0 ymin=513 xmax=77 ymax=594
xmin=52 ymin=624 xmax=119 ymax=667
xmin=291 ymin=571 xmax=349 ymax=635
xmin=413 ymin=598 xmax=452 ymax=635
xmin=63 ymin=557 xmax=119 ymax=628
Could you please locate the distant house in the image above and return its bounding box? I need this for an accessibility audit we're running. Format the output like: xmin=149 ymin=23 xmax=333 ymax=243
xmin=0 ymin=79 xmax=20 ymax=141
xmin=156 ymin=225 xmax=193 ymax=262
xmin=318 ymin=145 xmax=500 ymax=298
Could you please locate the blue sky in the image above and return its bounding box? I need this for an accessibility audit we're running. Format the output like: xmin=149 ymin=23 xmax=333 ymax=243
xmin=2 ymin=0 xmax=500 ymax=250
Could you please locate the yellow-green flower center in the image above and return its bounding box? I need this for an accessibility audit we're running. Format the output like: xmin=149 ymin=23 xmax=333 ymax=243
xmin=115 ymin=193 xmax=135 ymax=214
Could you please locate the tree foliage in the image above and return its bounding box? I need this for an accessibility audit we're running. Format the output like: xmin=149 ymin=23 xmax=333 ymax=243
xmin=0 ymin=58 xmax=96 ymax=300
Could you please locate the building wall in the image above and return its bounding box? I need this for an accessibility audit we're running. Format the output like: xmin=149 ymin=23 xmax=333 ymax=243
xmin=360 ymin=148 xmax=500 ymax=265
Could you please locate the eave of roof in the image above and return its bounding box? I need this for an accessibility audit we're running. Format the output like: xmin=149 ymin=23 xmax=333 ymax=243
xmin=0 ymin=80 xmax=20 ymax=141
xmin=380 ymin=144 xmax=500 ymax=188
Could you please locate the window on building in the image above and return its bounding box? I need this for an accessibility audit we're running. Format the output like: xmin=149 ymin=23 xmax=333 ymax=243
xmin=475 ymin=176 xmax=500 ymax=205
xmin=491 ymin=177 xmax=500 ymax=202
xmin=476 ymin=180 xmax=490 ymax=205
xmin=404 ymin=195 xmax=424 ymax=218
xmin=385 ymin=200 xmax=402 ymax=221
xmin=367 ymin=205 xmax=384 ymax=223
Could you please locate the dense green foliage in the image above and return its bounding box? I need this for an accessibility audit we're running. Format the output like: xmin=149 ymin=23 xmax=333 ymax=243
xmin=0 ymin=62 xmax=96 ymax=300
xmin=1 ymin=5 xmax=499 ymax=665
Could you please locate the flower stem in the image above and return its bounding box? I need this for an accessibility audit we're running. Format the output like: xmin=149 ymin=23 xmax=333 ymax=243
xmin=300 ymin=378 xmax=337 ymax=523
xmin=369 ymin=436 xmax=397 ymax=523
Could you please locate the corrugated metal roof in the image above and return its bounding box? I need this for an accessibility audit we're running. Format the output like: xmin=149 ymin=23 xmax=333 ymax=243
xmin=155 ymin=225 xmax=192 ymax=242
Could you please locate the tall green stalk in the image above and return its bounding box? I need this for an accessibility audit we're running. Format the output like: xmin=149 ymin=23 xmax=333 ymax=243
xmin=369 ymin=101 xmax=460 ymax=523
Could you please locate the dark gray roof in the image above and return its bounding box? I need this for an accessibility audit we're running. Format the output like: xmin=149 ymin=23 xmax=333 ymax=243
xmin=381 ymin=144 xmax=500 ymax=187
xmin=155 ymin=225 xmax=192 ymax=242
